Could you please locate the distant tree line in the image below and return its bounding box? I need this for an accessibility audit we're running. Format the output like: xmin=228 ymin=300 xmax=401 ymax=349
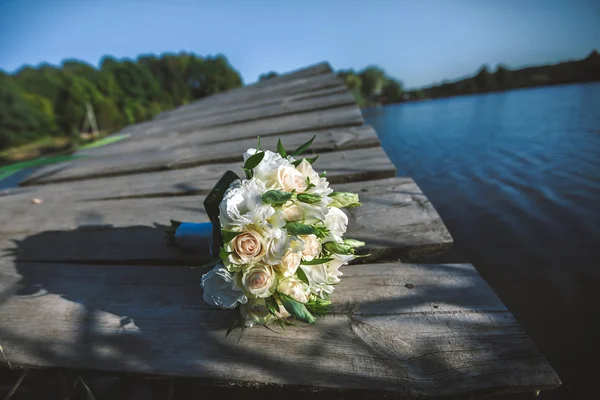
xmin=334 ymin=50 xmax=600 ymax=106
xmin=404 ymin=50 xmax=600 ymax=103
xmin=0 ymin=53 xmax=242 ymax=150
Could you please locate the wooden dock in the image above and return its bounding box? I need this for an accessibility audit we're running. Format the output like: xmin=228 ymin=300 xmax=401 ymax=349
xmin=0 ymin=63 xmax=559 ymax=398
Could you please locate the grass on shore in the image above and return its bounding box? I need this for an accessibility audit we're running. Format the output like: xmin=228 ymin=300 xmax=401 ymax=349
xmin=0 ymin=133 xmax=129 ymax=181
xmin=0 ymin=136 xmax=73 ymax=164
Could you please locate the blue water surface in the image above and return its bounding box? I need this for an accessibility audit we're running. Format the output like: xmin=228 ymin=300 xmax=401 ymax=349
xmin=365 ymin=82 xmax=600 ymax=399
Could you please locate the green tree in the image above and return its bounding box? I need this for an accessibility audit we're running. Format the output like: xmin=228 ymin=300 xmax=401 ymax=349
xmin=0 ymin=73 xmax=54 ymax=149
xmin=474 ymin=65 xmax=497 ymax=92
xmin=359 ymin=66 xmax=387 ymax=98
xmin=495 ymin=64 xmax=513 ymax=89
xmin=381 ymin=79 xmax=403 ymax=102
xmin=258 ymin=71 xmax=278 ymax=81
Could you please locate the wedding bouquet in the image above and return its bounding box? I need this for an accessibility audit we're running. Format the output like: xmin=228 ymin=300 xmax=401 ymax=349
xmin=169 ymin=136 xmax=365 ymax=330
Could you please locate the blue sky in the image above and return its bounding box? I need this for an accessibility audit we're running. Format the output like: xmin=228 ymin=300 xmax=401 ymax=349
xmin=0 ymin=0 xmax=598 ymax=88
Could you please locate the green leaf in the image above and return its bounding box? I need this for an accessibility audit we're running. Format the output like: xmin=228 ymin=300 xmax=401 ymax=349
xmin=312 ymin=225 xmax=330 ymax=239
xmin=296 ymin=193 xmax=321 ymax=204
xmin=262 ymin=190 xmax=293 ymax=206
xmin=319 ymin=171 xmax=327 ymax=178
xmin=295 ymin=266 xmax=310 ymax=285
xmin=305 ymin=298 xmax=332 ymax=317
xmin=301 ymin=257 xmax=333 ymax=265
xmin=265 ymin=296 xmax=280 ymax=316
xmin=243 ymin=168 xmax=252 ymax=179
xmin=277 ymin=139 xmax=287 ymax=158
xmin=323 ymin=241 xmax=355 ymax=255
xmin=290 ymin=135 xmax=316 ymax=157
xmin=276 ymin=319 xmax=286 ymax=330
xmin=284 ymin=222 xmax=316 ymax=236
xmin=226 ymin=318 xmax=241 ymax=337
xmin=219 ymin=247 xmax=232 ymax=262
xmin=307 ymin=155 xmax=319 ymax=164
xmin=203 ymin=170 xmax=241 ymax=256
xmin=291 ymin=156 xmax=319 ymax=167
xmin=278 ymin=293 xmax=316 ymax=325
xmin=244 ymin=151 xmax=265 ymax=170
xmin=222 ymin=230 xmax=242 ymax=244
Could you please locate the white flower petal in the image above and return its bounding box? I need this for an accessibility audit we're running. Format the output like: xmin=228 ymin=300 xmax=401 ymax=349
xmin=201 ymin=264 xmax=247 ymax=309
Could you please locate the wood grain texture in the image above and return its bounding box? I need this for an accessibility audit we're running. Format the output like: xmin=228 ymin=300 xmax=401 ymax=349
xmin=18 ymin=147 xmax=396 ymax=200
xmin=150 ymin=78 xmax=347 ymax=127
xmin=140 ymin=86 xmax=349 ymax=136
xmin=153 ymin=63 xmax=335 ymax=122
xmin=43 ymin=104 xmax=363 ymax=163
xmin=0 ymin=178 xmax=452 ymax=264
xmin=21 ymin=126 xmax=380 ymax=185
xmin=126 ymin=91 xmax=356 ymax=137
xmin=0 ymin=260 xmax=560 ymax=398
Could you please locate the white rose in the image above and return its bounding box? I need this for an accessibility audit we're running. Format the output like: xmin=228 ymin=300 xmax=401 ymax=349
xmin=298 ymin=263 xmax=331 ymax=294
xmin=278 ymin=277 xmax=311 ymax=303
xmin=297 ymin=202 xmax=327 ymax=225
xmin=275 ymin=250 xmax=302 ymax=276
xmin=240 ymin=298 xmax=274 ymax=327
xmin=230 ymin=229 xmax=267 ymax=264
xmin=276 ymin=165 xmax=308 ymax=192
xmin=326 ymin=254 xmax=354 ymax=285
xmin=282 ymin=204 xmax=304 ymax=222
xmin=264 ymin=234 xmax=289 ymax=265
xmin=201 ymin=264 xmax=248 ymax=309
xmin=324 ymin=207 xmax=348 ymax=243
xmin=219 ymin=178 xmax=274 ymax=230
xmin=241 ymin=264 xmax=277 ymax=298
xmin=301 ymin=234 xmax=321 ymax=261
xmin=243 ymin=149 xmax=288 ymax=183
xmin=296 ymin=159 xmax=333 ymax=198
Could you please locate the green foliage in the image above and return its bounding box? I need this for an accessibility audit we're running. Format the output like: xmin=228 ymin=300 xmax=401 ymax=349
xmin=0 ymin=52 xmax=243 ymax=151
xmin=474 ymin=65 xmax=496 ymax=92
xmin=262 ymin=190 xmax=294 ymax=206
xmin=359 ymin=66 xmax=387 ymax=97
xmin=495 ymin=64 xmax=513 ymax=89
xmin=278 ymin=293 xmax=316 ymax=325
xmin=258 ymin=71 xmax=278 ymax=81
xmin=284 ymin=222 xmax=316 ymax=236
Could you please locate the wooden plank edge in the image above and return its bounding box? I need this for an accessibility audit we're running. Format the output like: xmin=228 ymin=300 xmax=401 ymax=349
xmin=19 ymin=126 xmax=378 ymax=187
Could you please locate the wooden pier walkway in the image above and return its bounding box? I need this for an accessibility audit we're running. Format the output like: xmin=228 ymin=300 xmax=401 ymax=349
xmin=0 ymin=63 xmax=559 ymax=398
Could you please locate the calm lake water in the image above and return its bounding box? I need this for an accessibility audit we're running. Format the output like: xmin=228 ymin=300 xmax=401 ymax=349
xmin=364 ymin=82 xmax=600 ymax=399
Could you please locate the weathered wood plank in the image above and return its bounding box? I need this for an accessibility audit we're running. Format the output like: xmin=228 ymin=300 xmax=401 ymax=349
xmin=23 ymin=126 xmax=379 ymax=185
xmin=144 ymin=85 xmax=349 ymax=132
xmin=151 ymin=76 xmax=346 ymax=126
xmin=19 ymin=147 xmax=395 ymax=201
xmin=0 ymin=260 xmax=560 ymax=397
xmin=153 ymin=63 xmax=335 ymax=121
xmin=119 ymin=78 xmax=347 ymax=141
xmin=0 ymin=178 xmax=452 ymax=264
xmin=58 ymin=104 xmax=364 ymax=161
xmin=132 ymin=90 xmax=356 ymax=137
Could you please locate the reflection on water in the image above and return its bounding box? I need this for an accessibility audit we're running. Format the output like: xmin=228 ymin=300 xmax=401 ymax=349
xmin=365 ymin=82 xmax=600 ymax=399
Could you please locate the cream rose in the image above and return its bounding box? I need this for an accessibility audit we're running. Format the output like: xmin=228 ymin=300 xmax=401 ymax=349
xmin=231 ymin=229 xmax=267 ymax=264
xmin=278 ymin=277 xmax=311 ymax=303
xmin=301 ymin=234 xmax=321 ymax=261
xmin=275 ymin=250 xmax=301 ymax=277
xmin=240 ymin=298 xmax=274 ymax=327
xmin=241 ymin=264 xmax=277 ymax=298
xmin=276 ymin=165 xmax=308 ymax=192
xmin=282 ymin=204 xmax=304 ymax=222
